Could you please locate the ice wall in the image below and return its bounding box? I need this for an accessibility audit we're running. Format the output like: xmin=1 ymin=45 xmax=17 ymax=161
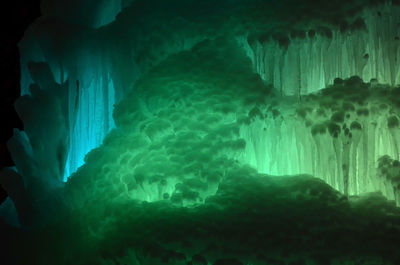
xmin=17 ymin=17 xmax=123 ymax=181
xmin=11 ymin=0 xmax=400 ymax=202
xmin=244 ymin=4 xmax=400 ymax=96
xmin=238 ymin=76 xmax=400 ymax=204
xmin=6 ymin=1 xmax=400 ymax=262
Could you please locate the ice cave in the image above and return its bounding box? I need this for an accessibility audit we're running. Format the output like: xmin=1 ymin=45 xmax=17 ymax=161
xmin=4 ymin=0 xmax=400 ymax=264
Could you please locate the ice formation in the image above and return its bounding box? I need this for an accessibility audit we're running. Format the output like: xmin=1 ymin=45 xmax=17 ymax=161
xmin=240 ymin=77 xmax=400 ymax=199
xmin=18 ymin=17 xmax=120 ymax=181
xmin=244 ymin=5 xmax=400 ymax=95
xmin=5 ymin=0 xmax=400 ymax=264
xmin=12 ymin=0 xmax=400 ymax=199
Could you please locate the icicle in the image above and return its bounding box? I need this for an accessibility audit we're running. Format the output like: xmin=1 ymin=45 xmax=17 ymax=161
xmin=388 ymin=115 xmax=400 ymax=160
xmin=331 ymin=131 xmax=343 ymax=192
xmin=350 ymin=121 xmax=362 ymax=195
xmin=341 ymin=124 xmax=352 ymax=196
xmin=311 ymin=127 xmax=325 ymax=183
xmin=247 ymin=5 xmax=400 ymax=96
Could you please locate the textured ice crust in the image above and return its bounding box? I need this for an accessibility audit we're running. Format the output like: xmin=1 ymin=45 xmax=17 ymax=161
xmin=8 ymin=174 xmax=400 ymax=264
xmin=67 ymin=38 xmax=267 ymax=207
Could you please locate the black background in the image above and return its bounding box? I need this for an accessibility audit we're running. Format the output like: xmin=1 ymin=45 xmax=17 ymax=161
xmin=0 ymin=0 xmax=41 ymax=205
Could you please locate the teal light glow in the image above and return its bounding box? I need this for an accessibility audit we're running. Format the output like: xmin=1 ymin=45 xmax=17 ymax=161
xmin=63 ymin=75 xmax=116 ymax=181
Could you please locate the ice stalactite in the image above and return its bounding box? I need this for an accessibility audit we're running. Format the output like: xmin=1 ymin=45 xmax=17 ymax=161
xmin=238 ymin=76 xmax=400 ymax=204
xmin=341 ymin=124 xmax=352 ymax=195
xmin=17 ymin=17 xmax=122 ymax=180
xmin=350 ymin=121 xmax=362 ymax=194
xmin=243 ymin=4 xmax=400 ymax=96
xmin=388 ymin=115 xmax=400 ymax=160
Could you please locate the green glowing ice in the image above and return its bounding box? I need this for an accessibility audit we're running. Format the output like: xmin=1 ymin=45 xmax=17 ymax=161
xmin=67 ymin=38 xmax=270 ymax=206
xmin=67 ymin=37 xmax=400 ymax=207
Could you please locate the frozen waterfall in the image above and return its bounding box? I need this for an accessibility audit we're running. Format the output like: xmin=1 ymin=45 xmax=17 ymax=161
xmin=243 ymin=4 xmax=400 ymax=96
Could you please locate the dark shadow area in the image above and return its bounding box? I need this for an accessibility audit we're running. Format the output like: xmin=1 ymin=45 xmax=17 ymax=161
xmin=0 ymin=0 xmax=41 ymax=204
